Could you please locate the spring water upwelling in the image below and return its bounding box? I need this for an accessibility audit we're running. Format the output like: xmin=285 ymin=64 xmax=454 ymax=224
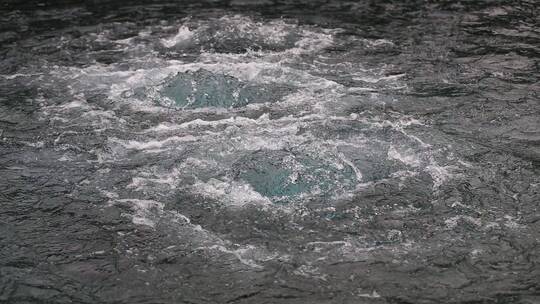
xmin=156 ymin=69 xmax=294 ymax=108
xmin=0 ymin=1 xmax=539 ymax=303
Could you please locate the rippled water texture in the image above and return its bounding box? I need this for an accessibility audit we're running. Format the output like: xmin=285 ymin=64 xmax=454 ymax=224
xmin=1 ymin=1 xmax=539 ymax=303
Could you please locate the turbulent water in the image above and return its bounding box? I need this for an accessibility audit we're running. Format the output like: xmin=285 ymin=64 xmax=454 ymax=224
xmin=1 ymin=1 xmax=539 ymax=303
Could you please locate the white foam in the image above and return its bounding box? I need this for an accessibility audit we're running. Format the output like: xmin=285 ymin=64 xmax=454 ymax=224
xmin=176 ymin=115 xmax=266 ymax=129
xmin=115 ymin=199 xmax=165 ymax=228
xmin=108 ymin=195 xmax=278 ymax=268
xmin=114 ymin=198 xmax=191 ymax=228
xmin=0 ymin=73 xmax=43 ymax=79
xmin=387 ymin=146 xmax=421 ymax=167
xmin=445 ymin=215 xmax=482 ymax=229
xmin=202 ymin=245 xmax=264 ymax=269
xmin=161 ymin=25 xmax=194 ymax=48
xmin=293 ymin=265 xmax=328 ymax=281
xmin=502 ymin=215 xmax=526 ymax=229
xmin=128 ymin=174 xmax=178 ymax=191
xmin=362 ymin=38 xmax=394 ymax=48
xmin=425 ymin=164 xmax=454 ymax=189
xmin=192 ymin=178 xmax=272 ymax=207
xmin=109 ymin=135 xmax=198 ymax=151
xmin=358 ymin=290 xmax=381 ymax=298
xmin=353 ymin=73 xmax=405 ymax=83
xmin=290 ymin=29 xmax=335 ymax=54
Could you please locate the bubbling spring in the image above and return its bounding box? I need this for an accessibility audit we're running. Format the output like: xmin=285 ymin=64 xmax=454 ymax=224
xmin=232 ymin=150 xmax=359 ymax=202
xmin=155 ymin=69 xmax=293 ymax=108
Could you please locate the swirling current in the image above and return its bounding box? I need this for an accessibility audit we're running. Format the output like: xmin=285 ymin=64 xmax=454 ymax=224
xmin=0 ymin=1 xmax=539 ymax=303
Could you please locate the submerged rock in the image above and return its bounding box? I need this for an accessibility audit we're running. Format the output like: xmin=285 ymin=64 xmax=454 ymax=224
xmin=158 ymin=69 xmax=293 ymax=109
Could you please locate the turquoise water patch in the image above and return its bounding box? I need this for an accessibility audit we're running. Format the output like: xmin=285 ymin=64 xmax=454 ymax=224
xmin=158 ymin=69 xmax=292 ymax=109
xmin=232 ymin=150 xmax=358 ymax=202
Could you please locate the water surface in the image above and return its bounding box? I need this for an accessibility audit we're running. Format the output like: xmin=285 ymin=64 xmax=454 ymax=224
xmin=0 ymin=1 xmax=539 ymax=303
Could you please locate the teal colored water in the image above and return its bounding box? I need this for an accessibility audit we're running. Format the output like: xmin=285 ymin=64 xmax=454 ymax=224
xmin=159 ymin=69 xmax=292 ymax=108
xmin=233 ymin=150 xmax=358 ymax=201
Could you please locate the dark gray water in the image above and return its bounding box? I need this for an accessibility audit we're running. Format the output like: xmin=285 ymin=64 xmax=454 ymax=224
xmin=1 ymin=1 xmax=539 ymax=303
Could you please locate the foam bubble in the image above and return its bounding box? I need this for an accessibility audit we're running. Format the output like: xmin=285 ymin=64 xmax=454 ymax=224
xmin=192 ymin=178 xmax=273 ymax=207
xmin=161 ymin=25 xmax=194 ymax=48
